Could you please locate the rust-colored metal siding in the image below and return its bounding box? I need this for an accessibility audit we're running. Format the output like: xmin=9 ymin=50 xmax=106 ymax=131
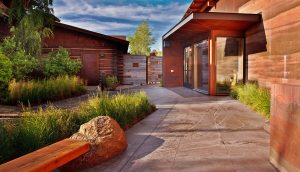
xmin=210 ymin=0 xmax=300 ymax=88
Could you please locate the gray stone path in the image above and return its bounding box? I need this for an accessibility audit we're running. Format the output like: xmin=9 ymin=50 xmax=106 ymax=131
xmin=84 ymin=86 xmax=276 ymax=172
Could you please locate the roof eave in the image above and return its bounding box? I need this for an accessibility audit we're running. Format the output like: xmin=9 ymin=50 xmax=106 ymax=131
xmin=54 ymin=22 xmax=129 ymax=46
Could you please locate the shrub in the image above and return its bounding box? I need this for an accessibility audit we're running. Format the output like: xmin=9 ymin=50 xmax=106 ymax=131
xmin=1 ymin=36 xmax=39 ymax=81
xmin=44 ymin=47 xmax=82 ymax=77
xmin=78 ymin=91 xmax=155 ymax=128
xmin=0 ymin=91 xmax=155 ymax=163
xmin=0 ymin=51 xmax=13 ymax=102
xmin=8 ymin=75 xmax=86 ymax=105
xmin=10 ymin=50 xmax=38 ymax=81
xmin=105 ymin=75 xmax=119 ymax=91
xmin=231 ymin=83 xmax=271 ymax=119
xmin=0 ymin=123 xmax=15 ymax=163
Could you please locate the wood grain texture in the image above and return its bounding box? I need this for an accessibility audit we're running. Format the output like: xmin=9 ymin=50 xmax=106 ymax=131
xmin=43 ymin=25 xmax=127 ymax=85
xmin=123 ymin=55 xmax=147 ymax=85
xmin=0 ymin=139 xmax=90 ymax=172
xmin=147 ymin=56 xmax=163 ymax=84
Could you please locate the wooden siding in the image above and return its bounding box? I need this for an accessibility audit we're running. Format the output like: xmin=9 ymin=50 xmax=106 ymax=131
xmin=147 ymin=56 xmax=163 ymax=84
xmin=43 ymin=25 xmax=127 ymax=85
xmin=123 ymin=55 xmax=147 ymax=85
xmin=210 ymin=0 xmax=300 ymax=88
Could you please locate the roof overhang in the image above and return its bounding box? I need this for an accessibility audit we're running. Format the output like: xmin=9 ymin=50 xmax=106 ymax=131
xmin=183 ymin=0 xmax=219 ymax=19
xmin=54 ymin=22 xmax=129 ymax=46
xmin=163 ymin=12 xmax=261 ymax=40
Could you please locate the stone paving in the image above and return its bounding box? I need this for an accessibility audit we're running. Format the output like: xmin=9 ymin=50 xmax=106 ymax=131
xmin=85 ymin=86 xmax=276 ymax=172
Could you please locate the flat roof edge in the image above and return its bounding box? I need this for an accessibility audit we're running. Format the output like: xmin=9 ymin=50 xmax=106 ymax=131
xmin=163 ymin=12 xmax=261 ymax=40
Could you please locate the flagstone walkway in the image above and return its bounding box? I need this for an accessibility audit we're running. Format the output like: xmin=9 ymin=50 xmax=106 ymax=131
xmin=85 ymin=86 xmax=276 ymax=172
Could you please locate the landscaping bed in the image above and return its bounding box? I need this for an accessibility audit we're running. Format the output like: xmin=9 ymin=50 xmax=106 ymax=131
xmin=231 ymin=83 xmax=271 ymax=119
xmin=0 ymin=91 xmax=155 ymax=164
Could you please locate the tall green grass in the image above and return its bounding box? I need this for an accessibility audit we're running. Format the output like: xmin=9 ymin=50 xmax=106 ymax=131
xmin=0 ymin=91 xmax=155 ymax=164
xmin=8 ymin=75 xmax=86 ymax=105
xmin=231 ymin=83 xmax=271 ymax=119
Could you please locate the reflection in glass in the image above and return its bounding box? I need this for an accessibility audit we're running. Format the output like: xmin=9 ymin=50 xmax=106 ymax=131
xmin=194 ymin=40 xmax=209 ymax=93
xmin=184 ymin=47 xmax=192 ymax=87
xmin=216 ymin=37 xmax=244 ymax=94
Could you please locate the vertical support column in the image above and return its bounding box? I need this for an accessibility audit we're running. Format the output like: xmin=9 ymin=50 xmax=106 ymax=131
xmin=209 ymin=31 xmax=216 ymax=96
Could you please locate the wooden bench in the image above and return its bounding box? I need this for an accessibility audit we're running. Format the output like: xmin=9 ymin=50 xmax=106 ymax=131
xmin=0 ymin=139 xmax=90 ymax=172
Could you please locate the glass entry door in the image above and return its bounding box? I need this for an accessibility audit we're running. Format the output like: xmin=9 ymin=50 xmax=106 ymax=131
xmin=194 ymin=40 xmax=209 ymax=93
xmin=183 ymin=47 xmax=193 ymax=88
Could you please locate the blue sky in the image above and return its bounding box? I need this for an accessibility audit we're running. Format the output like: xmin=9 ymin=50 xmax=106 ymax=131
xmin=53 ymin=0 xmax=192 ymax=51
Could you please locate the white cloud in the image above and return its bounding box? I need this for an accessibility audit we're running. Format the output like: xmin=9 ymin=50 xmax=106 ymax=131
xmin=62 ymin=19 xmax=135 ymax=34
xmin=54 ymin=0 xmax=188 ymax=22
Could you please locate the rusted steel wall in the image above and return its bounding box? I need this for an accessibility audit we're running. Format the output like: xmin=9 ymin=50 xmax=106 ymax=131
xmin=123 ymin=55 xmax=147 ymax=85
xmin=43 ymin=26 xmax=125 ymax=85
xmin=163 ymin=36 xmax=184 ymax=87
xmin=147 ymin=56 xmax=162 ymax=84
xmin=210 ymin=0 xmax=300 ymax=88
xmin=270 ymin=83 xmax=300 ymax=172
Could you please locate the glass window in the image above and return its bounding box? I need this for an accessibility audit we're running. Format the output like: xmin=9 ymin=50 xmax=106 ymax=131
xmin=216 ymin=37 xmax=244 ymax=94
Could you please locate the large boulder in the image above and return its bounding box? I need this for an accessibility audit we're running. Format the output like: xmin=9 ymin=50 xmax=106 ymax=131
xmin=64 ymin=116 xmax=127 ymax=170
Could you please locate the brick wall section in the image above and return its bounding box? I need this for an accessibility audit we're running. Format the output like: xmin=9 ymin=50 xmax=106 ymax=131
xmin=270 ymin=83 xmax=300 ymax=172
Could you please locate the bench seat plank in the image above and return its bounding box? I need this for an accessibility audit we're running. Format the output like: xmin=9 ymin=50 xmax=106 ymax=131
xmin=0 ymin=139 xmax=90 ymax=172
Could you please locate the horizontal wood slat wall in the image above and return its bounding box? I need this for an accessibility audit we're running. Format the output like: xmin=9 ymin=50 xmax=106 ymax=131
xmin=123 ymin=55 xmax=147 ymax=85
xmin=122 ymin=55 xmax=162 ymax=85
xmin=42 ymin=26 xmax=127 ymax=85
xmin=148 ymin=56 xmax=163 ymax=84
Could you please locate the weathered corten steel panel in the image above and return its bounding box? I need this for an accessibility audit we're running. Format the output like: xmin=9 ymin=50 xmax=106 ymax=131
xmin=210 ymin=0 xmax=300 ymax=88
xmin=163 ymin=37 xmax=184 ymax=87
xmin=270 ymin=83 xmax=300 ymax=172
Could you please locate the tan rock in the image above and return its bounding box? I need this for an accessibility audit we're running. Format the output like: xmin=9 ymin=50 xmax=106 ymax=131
xmin=64 ymin=116 xmax=127 ymax=170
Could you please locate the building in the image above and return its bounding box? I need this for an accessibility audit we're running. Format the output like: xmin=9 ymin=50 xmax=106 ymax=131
xmin=163 ymin=0 xmax=300 ymax=95
xmin=43 ymin=22 xmax=128 ymax=85
xmin=0 ymin=0 xmax=129 ymax=85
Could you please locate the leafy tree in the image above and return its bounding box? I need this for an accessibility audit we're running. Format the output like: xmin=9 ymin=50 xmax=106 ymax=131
xmin=44 ymin=47 xmax=82 ymax=77
xmin=0 ymin=50 xmax=12 ymax=101
xmin=3 ymin=0 xmax=57 ymax=57
xmin=1 ymin=36 xmax=39 ymax=81
xmin=7 ymin=0 xmax=58 ymax=26
xmin=128 ymin=21 xmax=155 ymax=56
xmin=10 ymin=15 xmax=53 ymax=57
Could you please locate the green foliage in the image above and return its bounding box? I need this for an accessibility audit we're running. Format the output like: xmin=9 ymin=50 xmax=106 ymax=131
xmin=8 ymin=76 xmax=86 ymax=105
xmin=0 ymin=123 xmax=15 ymax=163
xmin=44 ymin=47 xmax=82 ymax=77
xmin=8 ymin=0 xmax=58 ymax=26
xmin=105 ymin=75 xmax=119 ymax=91
xmin=231 ymin=83 xmax=271 ymax=119
xmin=79 ymin=91 xmax=155 ymax=128
xmin=0 ymin=51 xmax=13 ymax=102
xmin=0 ymin=91 xmax=155 ymax=163
xmin=11 ymin=49 xmax=38 ymax=81
xmin=10 ymin=15 xmax=53 ymax=57
xmin=0 ymin=51 xmax=13 ymax=87
xmin=1 ymin=36 xmax=39 ymax=81
xmin=128 ymin=21 xmax=156 ymax=56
